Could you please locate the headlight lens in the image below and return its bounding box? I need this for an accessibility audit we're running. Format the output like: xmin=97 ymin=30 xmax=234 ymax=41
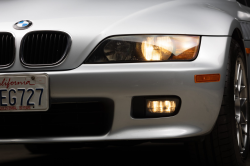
xmin=85 ymin=35 xmax=200 ymax=63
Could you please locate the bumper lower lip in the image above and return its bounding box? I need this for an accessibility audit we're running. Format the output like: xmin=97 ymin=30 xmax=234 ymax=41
xmin=0 ymin=37 xmax=230 ymax=143
xmin=0 ymin=125 xmax=202 ymax=144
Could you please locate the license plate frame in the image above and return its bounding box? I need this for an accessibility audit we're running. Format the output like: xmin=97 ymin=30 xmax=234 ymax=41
xmin=0 ymin=73 xmax=49 ymax=112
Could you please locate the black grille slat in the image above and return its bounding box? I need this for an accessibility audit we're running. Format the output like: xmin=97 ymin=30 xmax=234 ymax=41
xmin=34 ymin=35 xmax=39 ymax=64
xmin=56 ymin=35 xmax=62 ymax=62
xmin=62 ymin=36 xmax=67 ymax=58
xmin=31 ymin=34 xmax=35 ymax=64
xmin=21 ymin=31 xmax=70 ymax=66
xmin=4 ymin=35 xmax=7 ymax=65
xmin=26 ymin=36 xmax=31 ymax=64
xmin=39 ymin=34 xmax=44 ymax=64
xmin=43 ymin=34 xmax=48 ymax=64
xmin=1 ymin=35 xmax=5 ymax=65
xmin=0 ymin=33 xmax=15 ymax=66
xmin=29 ymin=35 xmax=34 ymax=64
xmin=4 ymin=35 xmax=8 ymax=65
xmin=8 ymin=36 xmax=12 ymax=65
xmin=52 ymin=34 xmax=57 ymax=63
xmin=48 ymin=34 xmax=53 ymax=64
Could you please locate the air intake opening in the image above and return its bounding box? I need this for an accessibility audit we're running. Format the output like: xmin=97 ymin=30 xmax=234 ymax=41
xmin=0 ymin=33 xmax=15 ymax=67
xmin=0 ymin=101 xmax=114 ymax=138
xmin=20 ymin=31 xmax=71 ymax=67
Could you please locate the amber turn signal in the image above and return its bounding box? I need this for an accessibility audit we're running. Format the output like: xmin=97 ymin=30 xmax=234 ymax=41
xmin=246 ymin=48 xmax=250 ymax=54
xmin=195 ymin=74 xmax=220 ymax=83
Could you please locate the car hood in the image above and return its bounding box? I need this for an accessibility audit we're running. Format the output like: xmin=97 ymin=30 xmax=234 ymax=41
xmin=0 ymin=0 xmax=245 ymax=71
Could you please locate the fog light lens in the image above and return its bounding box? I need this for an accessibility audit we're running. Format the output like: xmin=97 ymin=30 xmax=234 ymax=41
xmin=147 ymin=100 xmax=176 ymax=113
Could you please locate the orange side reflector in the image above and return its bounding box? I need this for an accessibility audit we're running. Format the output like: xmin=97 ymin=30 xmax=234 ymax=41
xmin=195 ymin=74 xmax=220 ymax=83
xmin=246 ymin=48 xmax=250 ymax=54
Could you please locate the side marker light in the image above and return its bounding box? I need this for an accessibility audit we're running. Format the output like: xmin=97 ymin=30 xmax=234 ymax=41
xmin=195 ymin=74 xmax=220 ymax=83
xmin=246 ymin=48 xmax=250 ymax=54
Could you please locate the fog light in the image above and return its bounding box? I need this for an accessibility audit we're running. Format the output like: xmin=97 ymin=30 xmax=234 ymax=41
xmin=147 ymin=100 xmax=176 ymax=113
xmin=131 ymin=96 xmax=181 ymax=118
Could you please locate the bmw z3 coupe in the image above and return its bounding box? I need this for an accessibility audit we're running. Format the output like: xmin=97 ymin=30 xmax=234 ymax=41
xmin=0 ymin=0 xmax=250 ymax=165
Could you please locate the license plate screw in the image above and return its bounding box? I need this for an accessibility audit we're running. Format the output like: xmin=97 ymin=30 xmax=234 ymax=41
xmin=31 ymin=76 xmax=35 ymax=80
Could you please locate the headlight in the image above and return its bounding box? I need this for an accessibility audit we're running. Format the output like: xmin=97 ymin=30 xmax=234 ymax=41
xmin=85 ymin=35 xmax=200 ymax=63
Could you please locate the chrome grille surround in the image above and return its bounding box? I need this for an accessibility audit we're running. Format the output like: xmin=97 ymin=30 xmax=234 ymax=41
xmin=0 ymin=32 xmax=15 ymax=68
xmin=20 ymin=31 xmax=72 ymax=68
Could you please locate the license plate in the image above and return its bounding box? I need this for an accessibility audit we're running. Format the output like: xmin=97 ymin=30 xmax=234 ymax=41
xmin=0 ymin=74 xmax=49 ymax=112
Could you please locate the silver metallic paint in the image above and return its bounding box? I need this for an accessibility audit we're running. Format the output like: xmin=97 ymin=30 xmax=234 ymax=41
xmin=0 ymin=0 xmax=244 ymax=72
xmin=0 ymin=0 xmax=248 ymax=143
xmin=0 ymin=37 xmax=230 ymax=143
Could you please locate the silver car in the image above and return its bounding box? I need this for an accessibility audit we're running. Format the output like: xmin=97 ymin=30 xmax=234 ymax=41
xmin=0 ymin=0 xmax=250 ymax=165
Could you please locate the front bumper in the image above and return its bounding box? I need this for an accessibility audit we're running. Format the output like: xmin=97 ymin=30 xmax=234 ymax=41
xmin=0 ymin=37 xmax=230 ymax=143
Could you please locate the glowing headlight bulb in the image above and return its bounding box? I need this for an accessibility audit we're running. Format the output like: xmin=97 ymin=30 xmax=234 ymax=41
xmin=141 ymin=36 xmax=173 ymax=61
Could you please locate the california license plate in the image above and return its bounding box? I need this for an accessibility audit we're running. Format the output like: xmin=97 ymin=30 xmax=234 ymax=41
xmin=0 ymin=74 xmax=49 ymax=112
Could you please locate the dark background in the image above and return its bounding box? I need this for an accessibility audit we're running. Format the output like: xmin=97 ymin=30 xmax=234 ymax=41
xmin=0 ymin=143 xmax=250 ymax=166
xmin=238 ymin=0 xmax=250 ymax=6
